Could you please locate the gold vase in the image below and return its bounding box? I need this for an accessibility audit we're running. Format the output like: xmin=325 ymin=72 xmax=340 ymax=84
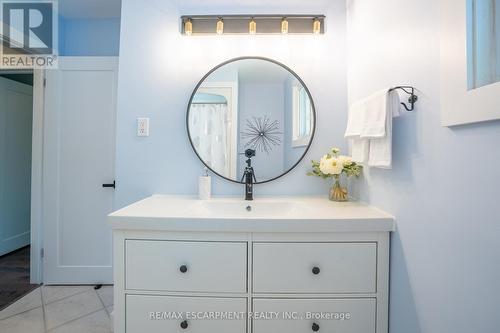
xmin=329 ymin=176 xmax=348 ymax=202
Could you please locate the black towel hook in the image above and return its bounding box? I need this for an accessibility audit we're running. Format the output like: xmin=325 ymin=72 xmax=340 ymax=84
xmin=389 ymin=86 xmax=418 ymax=112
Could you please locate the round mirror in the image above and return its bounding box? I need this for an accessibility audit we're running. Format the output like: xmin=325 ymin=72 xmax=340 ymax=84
xmin=187 ymin=57 xmax=316 ymax=184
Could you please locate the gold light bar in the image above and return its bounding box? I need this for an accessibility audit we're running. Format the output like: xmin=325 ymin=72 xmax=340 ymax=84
xmin=181 ymin=15 xmax=325 ymax=35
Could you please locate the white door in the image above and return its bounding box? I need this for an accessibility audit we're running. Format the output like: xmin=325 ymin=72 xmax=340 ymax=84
xmin=0 ymin=76 xmax=33 ymax=256
xmin=43 ymin=57 xmax=118 ymax=284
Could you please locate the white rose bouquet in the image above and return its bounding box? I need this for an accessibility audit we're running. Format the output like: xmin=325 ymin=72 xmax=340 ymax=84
xmin=308 ymin=148 xmax=362 ymax=201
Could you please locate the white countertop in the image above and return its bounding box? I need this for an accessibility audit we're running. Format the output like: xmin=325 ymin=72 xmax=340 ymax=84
xmin=108 ymin=195 xmax=395 ymax=233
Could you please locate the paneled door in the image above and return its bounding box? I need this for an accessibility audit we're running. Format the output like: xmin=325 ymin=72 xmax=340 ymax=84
xmin=0 ymin=76 xmax=33 ymax=256
xmin=43 ymin=57 xmax=118 ymax=284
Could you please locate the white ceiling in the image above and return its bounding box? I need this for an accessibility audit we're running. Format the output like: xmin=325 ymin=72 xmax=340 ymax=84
xmin=59 ymin=0 xmax=122 ymax=19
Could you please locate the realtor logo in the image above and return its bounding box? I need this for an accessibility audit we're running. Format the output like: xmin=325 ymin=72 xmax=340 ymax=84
xmin=1 ymin=0 xmax=57 ymax=68
xmin=2 ymin=1 xmax=52 ymax=54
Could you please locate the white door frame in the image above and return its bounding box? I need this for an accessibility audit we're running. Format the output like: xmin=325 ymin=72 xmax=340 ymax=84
xmin=30 ymin=69 xmax=45 ymax=284
xmin=29 ymin=58 xmax=118 ymax=283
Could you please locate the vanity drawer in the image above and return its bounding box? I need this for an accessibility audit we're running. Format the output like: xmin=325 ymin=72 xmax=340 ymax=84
xmin=253 ymin=298 xmax=376 ymax=333
xmin=126 ymin=295 xmax=247 ymax=333
xmin=253 ymin=242 xmax=377 ymax=293
xmin=125 ymin=240 xmax=247 ymax=293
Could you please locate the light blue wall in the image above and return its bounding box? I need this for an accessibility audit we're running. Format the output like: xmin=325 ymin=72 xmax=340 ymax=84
xmin=115 ymin=0 xmax=346 ymax=207
xmin=59 ymin=17 xmax=121 ymax=56
xmin=347 ymin=1 xmax=500 ymax=332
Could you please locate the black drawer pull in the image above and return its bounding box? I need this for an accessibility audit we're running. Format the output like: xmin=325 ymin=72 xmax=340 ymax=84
xmin=179 ymin=265 xmax=188 ymax=273
xmin=312 ymin=266 xmax=321 ymax=275
xmin=312 ymin=322 xmax=320 ymax=332
xmin=180 ymin=320 xmax=189 ymax=329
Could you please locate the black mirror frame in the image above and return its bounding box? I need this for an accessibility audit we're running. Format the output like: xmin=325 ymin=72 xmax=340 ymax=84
xmin=186 ymin=56 xmax=316 ymax=185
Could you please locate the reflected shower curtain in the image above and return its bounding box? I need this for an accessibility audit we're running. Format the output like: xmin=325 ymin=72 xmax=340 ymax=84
xmin=189 ymin=104 xmax=230 ymax=177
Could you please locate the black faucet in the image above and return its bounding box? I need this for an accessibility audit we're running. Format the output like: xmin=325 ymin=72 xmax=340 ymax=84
xmin=241 ymin=149 xmax=257 ymax=201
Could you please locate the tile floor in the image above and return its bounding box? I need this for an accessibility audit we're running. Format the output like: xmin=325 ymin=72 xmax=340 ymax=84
xmin=0 ymin=285 xmax=113 ymax=333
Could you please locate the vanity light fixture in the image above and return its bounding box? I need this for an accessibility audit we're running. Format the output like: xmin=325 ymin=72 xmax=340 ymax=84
xmin=184 ymin=18 xmax=193 ymax=36
xmin=249 ymin=18 xmax=257 ymax=34
xmin=313 ymin=17 xmax=321 ymax=34
xmin=281 ymin=17 xmax=289 ymax=34
xmin=216 ymin=17 xmax=224 ymax=34
xmin=180 ymin=15 xmax=325 ymax=35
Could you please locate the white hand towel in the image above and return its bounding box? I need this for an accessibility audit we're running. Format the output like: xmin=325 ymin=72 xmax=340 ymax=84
xmin=345 ymin=100 xmax=369 ymax=163
xmin=366 ymin=90 xmax=401 ymax=168
xmin=350 ymin=138 xmax=369 ymax=164
xmin=345 ymin=89 xmax=401 ymax=168
xmin=360 ymin=89 xmax=393 ymax=138
xmin=345 ymin=99 xmax=366 ymax=137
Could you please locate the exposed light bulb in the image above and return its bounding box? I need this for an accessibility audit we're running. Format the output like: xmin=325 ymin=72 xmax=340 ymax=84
xmin=185 ymin=18 xmax=193 ymax=35
xmin=216 ymin=18 xmax=224 ymax=35
xmin=281 ymin=18 xmax=289 ymax=34
xmin=249 ymin=18 xmax=257 ymax=34
xmin=313 ymin=18 xmax=321 ymax=34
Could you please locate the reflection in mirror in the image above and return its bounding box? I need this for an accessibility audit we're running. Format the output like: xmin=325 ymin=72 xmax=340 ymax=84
xmin=292 ymin=84 xmax=313 ymax=147
xmin=467 ymin=0 xmax=500 ymax=89
xmin=187 ymin=58 xmax=315 ymax=184
xmin=189 ymin=92 xmax=233 ymax=177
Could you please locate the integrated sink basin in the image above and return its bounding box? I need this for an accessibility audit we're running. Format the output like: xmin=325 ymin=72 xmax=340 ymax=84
xmin=193 ymin=199 xmax=307 ymax=217
xmin=108 ymin=195 xmax=395 ymax=233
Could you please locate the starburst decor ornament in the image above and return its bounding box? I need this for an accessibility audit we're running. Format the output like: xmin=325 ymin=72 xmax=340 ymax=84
xmin=241 ymin=116 xmax=283 ymax=153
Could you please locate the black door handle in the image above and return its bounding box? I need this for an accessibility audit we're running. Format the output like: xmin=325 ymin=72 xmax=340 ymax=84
xmin=102 ymin=181 xmax=115 ymax=189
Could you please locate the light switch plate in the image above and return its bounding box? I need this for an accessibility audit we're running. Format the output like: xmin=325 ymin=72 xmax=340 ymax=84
xmin=137 ymin=118 xmax=149 ymax=137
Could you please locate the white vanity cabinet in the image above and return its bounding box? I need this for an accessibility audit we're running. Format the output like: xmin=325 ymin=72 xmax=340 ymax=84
xmin=109 ymin=196 xmax=395 ymax=333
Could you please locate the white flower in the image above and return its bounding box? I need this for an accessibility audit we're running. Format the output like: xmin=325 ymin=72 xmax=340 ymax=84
xmin=329 ymin=158 xmax=344 ymax=175
xmin=320 ymin=156 xmax=344 ymax=175
xmin=319 ymin=155 xmax=330 ymax=174
xmin=339 ymin=155 xmax=353 ymax=166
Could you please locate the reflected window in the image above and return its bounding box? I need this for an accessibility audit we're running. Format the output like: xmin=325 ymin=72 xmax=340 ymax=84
xmin=467 ymin=0 xmax=500 ymax=89
xmin=292 ymin=84 xmax=313 ymax=147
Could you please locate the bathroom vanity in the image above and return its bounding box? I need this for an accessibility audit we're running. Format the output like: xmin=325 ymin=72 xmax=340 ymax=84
xmin=109 ymin=195 xmax=395 ymax=333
